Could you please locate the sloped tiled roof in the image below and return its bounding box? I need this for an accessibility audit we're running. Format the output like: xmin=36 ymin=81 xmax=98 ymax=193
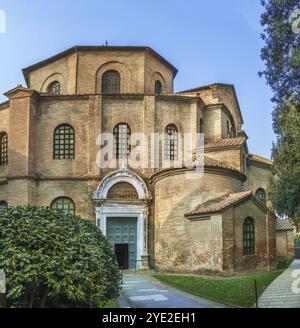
xmin=248 ymin=153 xmax=272 ymax=166
xmin=204 ymin=138 xmax=246 ymax=151
xmin=185 ymin=191 xmax=252 ymax=217
xmin=150 ymin=155 xmax=247 ymax=184
xmin=276 ymin=219 xmax=294 ymax=231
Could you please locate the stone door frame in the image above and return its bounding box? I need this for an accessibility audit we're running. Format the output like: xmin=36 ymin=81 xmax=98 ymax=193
xmin=93 ymin=166 xmax=151 ymax=269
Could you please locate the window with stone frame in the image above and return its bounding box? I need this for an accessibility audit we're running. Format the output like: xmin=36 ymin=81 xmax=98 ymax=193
xmin=155 ymin=80 xmax=163 ymax=94
xmin=113 ymin=123 xmax=131 ymax=159
xmin=0 ymin=132 xmax=8 ymax=166
xmin=53 ymin=124 xmax=75 ymax=160
xmin=164 ymin=124 xmax=179 ymax=161
xmin=243 ymin=217 xmax=255 ymax=255
xmin=102 ymin=70 xmax=120 ymax=94
xmin=47 ymin=81 xmax=60 ymax=95
xmin=255 ymin=188 xmax=266 ymax=205
xmin=51 ymin=197 xmax=75 ymax=215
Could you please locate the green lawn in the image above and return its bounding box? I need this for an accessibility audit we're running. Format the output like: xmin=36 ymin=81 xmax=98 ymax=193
xmin=153 ymin=270 xmax=283 ymax=308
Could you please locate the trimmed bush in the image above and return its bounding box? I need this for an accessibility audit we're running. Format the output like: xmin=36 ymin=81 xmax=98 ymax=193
xmin=0 ymin=206 xmax=120 ymax=308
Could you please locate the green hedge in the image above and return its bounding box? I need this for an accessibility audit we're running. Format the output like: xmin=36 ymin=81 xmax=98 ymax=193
xmin=0 ymin=206 xmax=120 ymax=308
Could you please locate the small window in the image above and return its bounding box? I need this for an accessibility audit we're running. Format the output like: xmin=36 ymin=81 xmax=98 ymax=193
xmin=0 ymin=132 xmax=8 ymax=166
xmin=0 ymin=201 xmax=7 ymax=211
xmin=51 ymin=197 xmax=75 ymax=215
xmin=200 ymin=118 xmax=204 ymax=134
xmin=47 ymin=81 xmax=60 ymax=95
xmin=243 ymin=217 xmax=255 ymax=255
xmin=53 ymin=124 xmax=75 ymax=160
xmin=227 ymin=121 xmax=231 ymax=138
xmin=255 ymin=188 xmax=266 ymax=205
xmin=102 ymin=70 xmax=120 ymax=94
xmin=164 ymin=124 xmax=179 ymax=161
xmin=113 ymin=123 xmax=131 ymax=159
xmin=155 ymin=80 xmax=162 ymax=95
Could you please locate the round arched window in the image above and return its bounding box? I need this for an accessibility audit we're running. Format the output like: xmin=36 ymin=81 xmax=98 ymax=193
xmin=243 ymin=217 xmax=255 ymax=255
xmin=155 ymin=80 xmax=162 ymax=94
xmin=255 ymin=188 xmax=266 ymax=205
xmin=164 ymin=124 xmax=179 ymax=160
xmin=107 ymin=182 xmax=138 ymax=199
xmin=47 ymin=81 xmax=60 ymax=95
xmin=113 ymin=123 xmax=131 ymax=159
xmin=0 ymin=132 xmax=8 ymax=166
xmin=102 ymin=70 xmax=120 ymax=94
xmin=51 ymin=197 xmax=75 ymax=215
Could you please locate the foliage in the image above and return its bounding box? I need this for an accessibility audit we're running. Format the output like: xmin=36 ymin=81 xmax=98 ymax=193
xmin=277 ymin=257 xmax=294 ymax=270
xmin=153 ymin=271 xmax=283 ymax=308
xmin=260 ymin=1 xmax=300 ymax=228
xmin=260 ymin=0 xmax=300 ymax=103
xmin=0 ymin=206 xmax=120 ymax=308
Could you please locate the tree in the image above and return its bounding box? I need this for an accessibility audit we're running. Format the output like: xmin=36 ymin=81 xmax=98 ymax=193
xmin=0 ymin=206 xmax=120 ymax=308
xmin=260 ymin=0 xmax=300 ymax=103
xmin=260 ymin=0 xmax=300 ymax=229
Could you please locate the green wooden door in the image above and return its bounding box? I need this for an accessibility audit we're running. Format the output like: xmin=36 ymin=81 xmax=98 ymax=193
xmin=107 ymin=217 xmax=137 ymax=269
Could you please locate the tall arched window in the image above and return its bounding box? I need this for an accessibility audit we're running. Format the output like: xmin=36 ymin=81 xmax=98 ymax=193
xmin=0 ymin=132 xmax=8 ymax=166
xmin=53 ymin=124 xmax=75 ymax=160
xmin=227 ymin=120 xmax=231 ymax=138
xmin=51 ymin=197 xmax=75 ymax=215
xmin=102 ymin=70 xmax=120 ymax=94
xmin=200 ymin=118 xmax=204 ymax=134
xmin=155 ymin=80 xmax=162 ymax=94
xmin=243 ymin=217 xmax=255 ymax=255
xmin=164 ymin=124 xmax=179 ymax=161
xmin=0 ymin=201 xmax=7 ymax=211
xmin=255 ymin=188 xmax=266 ymax=205
xmin=47 ymin=81 xmax=60 ymax=95
xmin=113 ymin=123 xmax=131 ymax=159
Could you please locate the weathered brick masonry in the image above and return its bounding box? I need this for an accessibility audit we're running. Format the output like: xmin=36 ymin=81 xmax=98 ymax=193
xmin=0 ymin=45 xmax=281 ymax=274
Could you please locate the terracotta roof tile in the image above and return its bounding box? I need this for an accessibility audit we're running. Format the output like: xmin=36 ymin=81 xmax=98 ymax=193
xmin=204 ymin=138 xmax=246 ymax=151
xmin=248 ymin=153 xmax=272 ymax=166
xmin=185 ymin=191 xmax=252 ymax=217
xmin=276 ymin=219 xmax=294 ymax=231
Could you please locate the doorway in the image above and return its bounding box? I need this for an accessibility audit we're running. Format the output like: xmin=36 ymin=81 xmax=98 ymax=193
xmin=107 ymin=217 xmax=137 ymax=269
xmin=115 ymin=244 xmax=129 ymax=269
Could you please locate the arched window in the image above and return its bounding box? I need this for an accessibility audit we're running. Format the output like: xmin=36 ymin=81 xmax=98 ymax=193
xmin=102 ymin=70 xmax=120 ymax=94
xmin=113 ymin=123 xmax=131 ymax=159
xmin=200 ymin=118 xmax=204 ymax=134
xmin=107 ymin=182 xmax=138 ymax=199
xmin=0 ymin=201 xmax=7 ymax=211
xmin=243 ymin=217 xmax=255 ymax=255
xmin=155 ymin=80 xmax=163 ymax=95
xmin=164 ymin=124 xmax=179 ymax=161
xmin=51 ymin=197 xmax=75 ymax=215
xmin=53 ymin=124 xmax=75 ymax=160
xmin=227 ymin=120 xmax=231 ymax=138
xmin=255 ymin=188 xmax=266 ymax=205
xmin=0 ymin=132 xmax=8 ymax=166
xmin=47 ymin=81 xmax=60 ymax=95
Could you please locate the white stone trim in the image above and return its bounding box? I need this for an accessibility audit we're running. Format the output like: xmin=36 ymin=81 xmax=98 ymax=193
xmin=93 ymin=166 xmax=151 ymax=201
xmin=93 ymin=168 xmax=151 ymax=269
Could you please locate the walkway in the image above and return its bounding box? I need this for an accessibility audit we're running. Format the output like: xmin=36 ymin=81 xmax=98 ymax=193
xmin=118 ymin=272 xmax=228 ymax=308
xmin=259 ymin=260 xmax=300 ymax=308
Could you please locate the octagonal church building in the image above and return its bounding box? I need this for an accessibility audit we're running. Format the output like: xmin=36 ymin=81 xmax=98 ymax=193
xmin=0 ymin=46 xmax=277 ymax=275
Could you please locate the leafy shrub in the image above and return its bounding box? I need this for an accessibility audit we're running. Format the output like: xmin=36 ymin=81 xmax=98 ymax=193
xmin=0 ymin=206 xmax=120 ymax=308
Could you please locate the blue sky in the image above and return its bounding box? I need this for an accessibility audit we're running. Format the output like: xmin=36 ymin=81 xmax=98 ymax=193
xmin=0 ymin=0 xmax=275 ymax=158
